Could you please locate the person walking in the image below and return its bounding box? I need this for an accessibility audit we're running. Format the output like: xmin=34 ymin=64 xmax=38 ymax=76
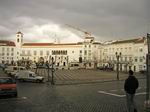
xmin=124 ymin=70 xmax=139 ymax=112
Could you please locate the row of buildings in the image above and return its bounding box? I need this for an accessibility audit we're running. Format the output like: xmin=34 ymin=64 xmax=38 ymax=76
xmin=0 ymin=31 xmax=148 ymax=72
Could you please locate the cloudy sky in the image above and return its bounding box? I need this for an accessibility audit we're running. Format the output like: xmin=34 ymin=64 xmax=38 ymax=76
xmin=0 ymin=0 xmax=149 ymax=43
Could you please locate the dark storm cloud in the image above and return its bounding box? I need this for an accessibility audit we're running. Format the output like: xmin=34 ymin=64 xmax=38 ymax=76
xmin=0 ymin=0 xmax=149 ymax=42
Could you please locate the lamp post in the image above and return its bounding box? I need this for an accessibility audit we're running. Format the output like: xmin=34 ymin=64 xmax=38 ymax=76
xmin=51 ymin=57 xmax=55 ymax=85
xmin=46 ymin=61 xmax=50 ymax=82
xmin=115 ymin=52 xmax=122 ymax=80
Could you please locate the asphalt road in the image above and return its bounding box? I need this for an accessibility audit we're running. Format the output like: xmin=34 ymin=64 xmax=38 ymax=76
xmin=0 ymin=78 xmax=146 ymax=112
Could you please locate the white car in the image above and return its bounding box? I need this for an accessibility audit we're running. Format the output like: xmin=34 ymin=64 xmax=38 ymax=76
xmin=10 ymin=66 xmax=26 ymax=77
xmin=5 ymin=66 xmax=26 ymax=75
xmin=30 ymin=64 xmax=37 ymax=69
xmin=15 ymin=71 xmax=44 ymax=83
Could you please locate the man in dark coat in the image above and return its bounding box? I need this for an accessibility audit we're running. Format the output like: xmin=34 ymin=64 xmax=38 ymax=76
xmin=124 ymin=70 xmax=139 ymax=112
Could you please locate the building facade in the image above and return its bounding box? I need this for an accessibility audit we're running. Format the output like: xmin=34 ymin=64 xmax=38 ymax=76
xmin=0 ymin=40 xmax=16 ymax=64
xmin=101 ymin=37 xmax=147 ymax=72
xmin=15 ymin=31 xmax=101 ymax=69
xmin=0 ymin=31 xmax=148 ymax=72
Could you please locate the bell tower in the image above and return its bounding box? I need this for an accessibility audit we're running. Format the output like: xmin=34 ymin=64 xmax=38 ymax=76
xmin=15 ymin=31 xmax=23 ymax=61
xmin=16 ymin=31 xmax=23 ymax=48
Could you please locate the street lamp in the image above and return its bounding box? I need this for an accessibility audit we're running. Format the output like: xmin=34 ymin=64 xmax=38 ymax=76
xmin=51 ymin=57 xmax=55 ymax=85
xmin=45 ymin=61 xmax=50 ymax=82
xmin=115 ymin=52 xmax=122 ymax=80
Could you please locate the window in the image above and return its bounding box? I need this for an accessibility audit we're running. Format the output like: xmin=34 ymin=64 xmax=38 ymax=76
xmin=135 ymin=58 xmax=138 ymax=62
xmin=2 ymin=53 xmax=5 ymax=56
xmin=34 ymin=51 xmax=37 ymax=55
xmin=139 ymin=65 xmax=143 ymax=71
xmin=72 ymin=51 xmax=74 ymax=53
xmin=125 ymin=57 xmax=127 ymax=61
xmin=27 ymin=50 xmax=30 ymax=55
xmin=89 ymin=63 xmax=91 ymax=67
xmin=120 ymin=57 xmax=123 ymax=61
xmin=80 ymin=50 xmax=82 ymax=53
xmin=46 ymin=51 xmax=49 ymax=55
xmin=17 ymin=38 xmax=19 ymax=42
xmin=85 ymin=45 xmax=87 ymax=47
xmin=40 ymin=51 xmax=43 ymax=55
xmin=129 ymin=57 xmax=132 ymax=61
xmin=139 ymin=48 xmax=143 ymax=52
xmin=84 ymin=50 xmax=87 ymax=55
xmin=7 ymin=48 xmax=9 ymax=51
xmin=140 ymin=57 xmax=143 ymax=62
xmin=22 ymin=50 xmax=25 ymax=55
xmin=52 ymin=50 xmax=67 ymax=55
xmin=2 ymin=47 xmax=5 ymax=51
xmin=89 ymin=45 xmax=91 ymax=48
xmin=11 ymin=48 xmax=14 ymax=52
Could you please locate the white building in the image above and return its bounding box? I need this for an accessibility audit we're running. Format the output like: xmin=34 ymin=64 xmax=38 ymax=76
xmin=101 ymin=37 xmax=147 ymax=72
xmin=15 ymin=31 xmax=101 ymax=69
xmin=0 ymin=31 xmax=148 ymax=72
xmin=0 ymin=40 xmax=16 ymax=64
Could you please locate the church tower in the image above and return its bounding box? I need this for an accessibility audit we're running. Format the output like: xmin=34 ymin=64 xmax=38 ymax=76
xmin=16 ymin=31 xmax=23 ymax=48
xmin=15 ymin=31 xmax=23 ymax=61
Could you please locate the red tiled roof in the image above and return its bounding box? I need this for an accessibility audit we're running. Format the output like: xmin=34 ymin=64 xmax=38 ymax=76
xmin=0 ymin=40 xmax=16 ymax=46
xmin=134 ymin=37 xmax=145 ymax=43
xmin=111 ymin=37 xmax=145 ymax=44
xmin=22 ymin=42 xmax=82 ymax=46
xmin=23 ymin=43 xmax=54 ymax=46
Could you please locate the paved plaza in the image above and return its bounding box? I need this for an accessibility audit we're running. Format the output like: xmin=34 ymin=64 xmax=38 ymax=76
xmin=0 ymin=79 xmax=146 ymax=112
xmin=0 ymin=68 xmax=147 ymax=112
xmin=32 ymin=68 xmax=145 ymax=85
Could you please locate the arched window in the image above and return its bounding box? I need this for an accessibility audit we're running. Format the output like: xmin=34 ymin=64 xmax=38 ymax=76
xmin=17 ymin=38 xmax=19 ymax=42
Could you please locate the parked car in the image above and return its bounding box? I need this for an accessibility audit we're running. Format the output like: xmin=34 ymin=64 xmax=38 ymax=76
xmin=15 ymin=71 xmax=44 ymax=83
xmin=30 ymin=64 xmax=37 ymax=69
xmin=0 ymin=64 xmax=7 ymax=70
xmin=10 ymin=66 xmax=26 ymax=77
xmin=139 ymin=70 xmax=146 ymax=74
xmin=97 ymin=66 xmax=113 ymax=71
xmin=4 ymin=66 xmax=18 ymax=74
xmin=0 ymin=77 xmax=17 ymax=97
xmin=97 ymin=66 xmax=105 ymax=70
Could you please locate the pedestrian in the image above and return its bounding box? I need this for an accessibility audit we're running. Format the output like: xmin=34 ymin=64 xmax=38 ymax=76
xmin=124 ymin=70 xmax=139 ymax=112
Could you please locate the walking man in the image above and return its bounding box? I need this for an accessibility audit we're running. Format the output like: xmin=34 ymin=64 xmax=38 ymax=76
xmin=124 ymin=70 xmax=139 ymax=112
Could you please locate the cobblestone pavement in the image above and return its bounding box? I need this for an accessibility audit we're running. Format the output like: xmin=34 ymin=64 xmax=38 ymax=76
xmin=32 ymin=68 xmax=145 ymax=85
xmin=0 ymin=68 xmax=147 ymax=112
xmin=0 ymin=79 xmax=146 ymax=112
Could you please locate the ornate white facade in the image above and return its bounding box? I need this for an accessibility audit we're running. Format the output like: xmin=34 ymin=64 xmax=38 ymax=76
xmin=14 ymin=31 xmax=100 ymax=69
